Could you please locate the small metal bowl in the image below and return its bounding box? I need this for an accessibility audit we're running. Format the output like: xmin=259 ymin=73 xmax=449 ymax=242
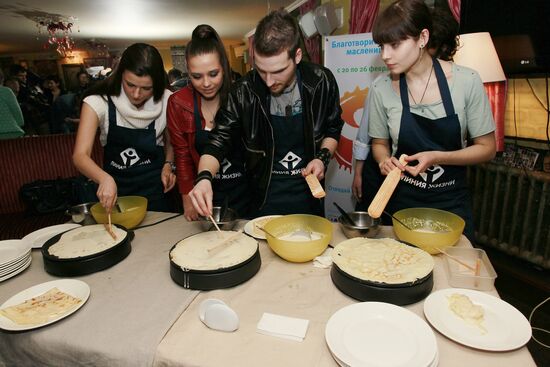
xmin=66 ymin=202 xmax=98 ymax=225
xmin=199 ymin=207 xmax=238 ymax=231
xmin=338 ymin=211 xmax=381 ymax=238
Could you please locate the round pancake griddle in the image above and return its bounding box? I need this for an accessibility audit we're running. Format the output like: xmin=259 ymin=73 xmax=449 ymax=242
xmin=42 ymin=224 xmax=133 ymax=276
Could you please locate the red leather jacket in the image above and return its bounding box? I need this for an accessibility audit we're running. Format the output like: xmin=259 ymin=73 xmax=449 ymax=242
xmin=166 ymin=85 xmax=204 ymax=194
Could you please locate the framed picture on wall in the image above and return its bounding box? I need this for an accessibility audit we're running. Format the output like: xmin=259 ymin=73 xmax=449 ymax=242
xmin=62 ymin=63 xmax=85 ymax=92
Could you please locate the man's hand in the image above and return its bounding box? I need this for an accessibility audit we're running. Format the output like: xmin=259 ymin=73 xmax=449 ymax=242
xmin=189 ymin=179 xmax=214 ymax=217
xmin=302 ymin=159 xmax=325 ymax=180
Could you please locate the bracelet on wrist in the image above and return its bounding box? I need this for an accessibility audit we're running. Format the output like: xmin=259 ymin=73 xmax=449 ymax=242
xmin=164 ymin=161 xmax=176 ymax=172
xmin=194 ymin=170 xmax=213 ymax=185
xmin=315 ymin=148 xmax=332 ymax=168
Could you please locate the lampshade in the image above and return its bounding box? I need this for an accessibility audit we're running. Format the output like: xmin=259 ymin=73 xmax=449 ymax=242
xmin=454 ymin=32 xmax=506 ymax=82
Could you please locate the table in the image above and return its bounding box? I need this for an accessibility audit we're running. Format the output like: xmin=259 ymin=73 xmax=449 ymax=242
xmin=0 ymin=212 xmax=199 ymax=367
xmin=0 ymin=212 xmax=536 ymax=367
xmin=154 ymin=219 xmax=536 ymax=367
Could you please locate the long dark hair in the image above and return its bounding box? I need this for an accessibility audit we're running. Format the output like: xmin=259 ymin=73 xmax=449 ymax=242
xmin=186 ymin=24 xmax=231 ymax=105
xmin=430 ymin=7 xmax=459 ymax=61
xmin=84 ymin=43 xmax=167 ymax=102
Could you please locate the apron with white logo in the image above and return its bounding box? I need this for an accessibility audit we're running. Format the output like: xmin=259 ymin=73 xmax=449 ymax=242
xmin=103 ymin=97 xmax=169 ymax=211
xmin=193 ymin=93 xmax=250 ymax=217
xmin=257 ymin=89 xmax=322 ymax=216
xmin=387 ymin=58 xmax=474 ymax=240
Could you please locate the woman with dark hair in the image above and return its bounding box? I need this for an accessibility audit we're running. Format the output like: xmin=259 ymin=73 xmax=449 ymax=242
xmin=167 ymin=24 xmax=250 ymax=220
xmin=355 ymin=0 xmax=496 ymax=241
xmin=73 ymin=43 xmax=176 ymax=212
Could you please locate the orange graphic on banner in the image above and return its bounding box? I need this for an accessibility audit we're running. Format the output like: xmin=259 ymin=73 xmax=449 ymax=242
xmin=335 ymin=86 xmax=370 ymax=172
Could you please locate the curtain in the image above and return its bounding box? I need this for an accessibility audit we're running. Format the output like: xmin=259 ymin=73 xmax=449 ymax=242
xmin=299 ymin=0 xmax=321 ymax=64
xmin=484 ymin=81 xmax=507 ymax=152
xmin=349 ymin=0 xmax=380 ymax=34
xmin=448 ymin=0 xmax=461 ymax=22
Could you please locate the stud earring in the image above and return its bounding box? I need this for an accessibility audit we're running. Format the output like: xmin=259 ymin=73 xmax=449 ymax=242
xmin=420 ymin=44 xmax=424 ymax=49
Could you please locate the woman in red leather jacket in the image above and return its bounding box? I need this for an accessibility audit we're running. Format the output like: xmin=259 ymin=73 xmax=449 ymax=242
xmin=167 ymin=25 xmax=250 ymax=220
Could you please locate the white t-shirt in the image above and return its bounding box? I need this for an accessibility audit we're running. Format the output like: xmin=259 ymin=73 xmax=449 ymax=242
xmin=83 ymin=88 xmax=172 ymax=146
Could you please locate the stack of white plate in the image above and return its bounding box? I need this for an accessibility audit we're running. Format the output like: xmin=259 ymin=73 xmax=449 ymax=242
xmin=0 ymin=240 xmax=32 ymax=282
xmin=326 ymin=302 xmax=439 ymax=367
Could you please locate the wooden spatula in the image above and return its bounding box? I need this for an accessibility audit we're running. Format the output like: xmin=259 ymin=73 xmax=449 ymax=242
xmin=305 ymin=174 xmax=326 ymax=198
xmin=368 ymin=154 xmax=408 ymax=219
xmin=104 ymin=213 xmax=117 ymax=240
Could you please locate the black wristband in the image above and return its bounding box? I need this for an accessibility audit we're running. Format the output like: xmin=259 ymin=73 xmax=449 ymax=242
xmin=315 ymin=148 xmax=332 ymax=168
xmin=194 ymin=170 xmax=213 ymax=185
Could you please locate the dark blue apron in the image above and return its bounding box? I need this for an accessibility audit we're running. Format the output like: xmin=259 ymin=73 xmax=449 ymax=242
xmin=387 ymin=58 xmax=474 ymax=241
xmin=193 ymin=93 xmax=250 ymax=218
xmin=256 ymin=79 xmax=322 ymax=217
xmin=103 ymin=97 xmax=170 ymax=212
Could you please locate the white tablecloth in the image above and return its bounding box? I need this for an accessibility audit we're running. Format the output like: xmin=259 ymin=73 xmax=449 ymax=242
xmin=0 ymin=212 xmax=199 ymax=367
xmin=154 ymin=222 xmax=536 ymax=367
xmin=0 ymin=214 xmax=536 ymax=367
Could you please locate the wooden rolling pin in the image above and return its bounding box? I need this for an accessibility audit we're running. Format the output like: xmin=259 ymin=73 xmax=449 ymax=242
xmin=368 ymin=154 xmax=408 ymax=218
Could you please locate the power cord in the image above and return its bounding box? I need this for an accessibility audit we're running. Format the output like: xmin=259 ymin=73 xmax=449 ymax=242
xmin=529 ymin=296 xmax=550 ymax=348
xmin=134 ymin=213 xmax=182 ymax=229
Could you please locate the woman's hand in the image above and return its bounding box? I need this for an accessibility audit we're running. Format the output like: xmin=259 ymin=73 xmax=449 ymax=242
xmin=404 ymin=151 xmax=440 ymax=176
xmin=183 ymin=194 xmax=199 ymax=221
xmin=97 ymin=175 xmax=118 ymax=213
xmin=161 ymin=164 xmax=177 ymax=193
xmin=378 ymin=156 xmax=406 ymax=176
xmin=189 ymin=179 xmax=214 ymax=217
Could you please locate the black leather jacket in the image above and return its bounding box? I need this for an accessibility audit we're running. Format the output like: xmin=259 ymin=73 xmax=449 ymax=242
xmin=203 ymin=62 xmax=344 ymax=211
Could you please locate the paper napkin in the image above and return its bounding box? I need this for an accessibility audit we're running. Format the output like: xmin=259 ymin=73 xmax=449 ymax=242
xmin=256 ymin=312 xmax=310 ymax=342
xmin=313 ymin=248 xmax=333 ymax=268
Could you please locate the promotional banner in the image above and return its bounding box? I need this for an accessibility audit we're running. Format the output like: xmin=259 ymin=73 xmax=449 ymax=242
xmin=323 ymin=33 xmax=387 ymax=220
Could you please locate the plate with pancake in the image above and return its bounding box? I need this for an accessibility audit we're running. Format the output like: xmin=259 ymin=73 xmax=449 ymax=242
xmin=244 ymin=215 xmax=282 ymax=239
xmin=423 ymin=288 xmax=532 ymax=351
xmin=0 ymin=279 xmax=90 ymax=331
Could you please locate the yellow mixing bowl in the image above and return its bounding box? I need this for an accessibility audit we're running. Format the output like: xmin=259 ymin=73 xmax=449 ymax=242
xmin=392 ymin=207 xmax=465 ymax=254
xmin=263 ymin=214 xmax=332 ymax=263
xmin=91 ymin=196 xmax=148 ymax=229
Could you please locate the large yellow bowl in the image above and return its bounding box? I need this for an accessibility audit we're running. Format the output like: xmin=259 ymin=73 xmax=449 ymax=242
xmin=91 ymin=196 xmax=148 ymax=229
xmin=392 ymin=207 xmax=465 ymax=254
xmin=263 ymin=214 xmax=332 ymax=263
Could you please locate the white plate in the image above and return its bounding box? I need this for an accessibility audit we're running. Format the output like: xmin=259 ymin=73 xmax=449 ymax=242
xmin=22 ymin=223 xmax=82 ymax=249
xmin=423 ymin=288 xmax=532 ymax=351
xmin=0 ymin=240 xmax=32 ymax=265
xmin=0 ymin=249 xmax=30 ymax=271
xmin=243 ymin=215 xmax=282 ymax=239
xmin=0 ymin=257 xmax=31 ymax=282
xmin=0 ymin=253 xmax=31 ymax=276
xmin=0 ymin=279 xmax=90 ymax=331
xmin=326 ymin=302 xmax=437 ymax=367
